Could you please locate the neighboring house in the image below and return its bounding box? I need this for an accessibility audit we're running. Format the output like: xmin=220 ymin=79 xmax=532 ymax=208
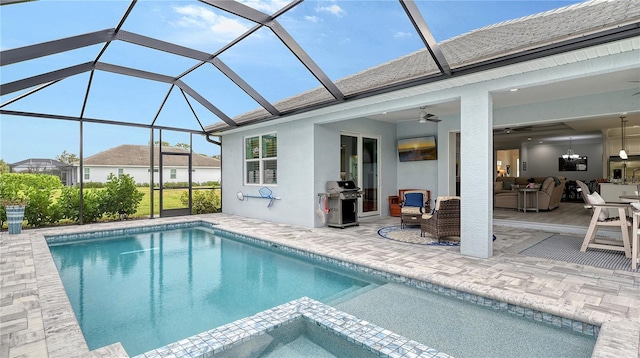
xmin=208 ymin=1 xmax=640 ymax=259
xmin=75 ymin=145 xmax=220 ymax=185
xmin=9 ymin=158 xmax=76 ymax=186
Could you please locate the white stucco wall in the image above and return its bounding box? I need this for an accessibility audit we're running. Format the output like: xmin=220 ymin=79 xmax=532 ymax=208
xmin=77 ymin=166 xmax=220 ymax=185
xmin=221 ymin=120 xmax=315 ymax=226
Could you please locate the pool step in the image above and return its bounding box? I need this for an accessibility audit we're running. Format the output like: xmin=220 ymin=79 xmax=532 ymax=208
xmin=324 ymin=283 xmax=383 ymax=306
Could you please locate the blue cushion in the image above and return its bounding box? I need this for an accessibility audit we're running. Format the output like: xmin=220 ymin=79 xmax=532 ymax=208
xmin=404 ymin=193 xmax=423 ymax=207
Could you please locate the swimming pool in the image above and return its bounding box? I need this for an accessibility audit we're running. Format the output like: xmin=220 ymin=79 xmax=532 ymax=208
xmin=48 ymin=225 xmax=382 ymax=356
xmin=47 ymin=222 xmax=599 ymax=357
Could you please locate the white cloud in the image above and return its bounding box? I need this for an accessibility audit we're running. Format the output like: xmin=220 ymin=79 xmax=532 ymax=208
xmin=171 ymin=5 xmax=250 ymax=45
xmin=305 ymin=15 xmax=321 ymax=23
xmin=316 ymin=4 xmax=345 ymax=17
xmin=394 ymin=31 xmax=412 ymax=39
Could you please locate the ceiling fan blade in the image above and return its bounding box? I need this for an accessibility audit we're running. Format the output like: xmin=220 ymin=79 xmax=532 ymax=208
xmin=421 ymin=113 xmax=441 ymax=122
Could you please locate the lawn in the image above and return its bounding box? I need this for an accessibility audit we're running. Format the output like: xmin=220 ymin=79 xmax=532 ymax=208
xmin=134 ymin=187 xmax=220 ymax=217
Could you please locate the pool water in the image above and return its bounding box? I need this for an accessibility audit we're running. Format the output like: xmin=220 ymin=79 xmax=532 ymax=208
xmin=49 ymin=227 xmax=378 ymax=356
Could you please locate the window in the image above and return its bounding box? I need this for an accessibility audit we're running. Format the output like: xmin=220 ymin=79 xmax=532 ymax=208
xmin=118 ymin=168 xmax=124 ymax=178
xmin=84 ymin=167 xmax=90 ymax=180
xmin=170 ymin=168 xmax=176 ymax=179
xmin=245 ymin=133 xmax=277 ymax=185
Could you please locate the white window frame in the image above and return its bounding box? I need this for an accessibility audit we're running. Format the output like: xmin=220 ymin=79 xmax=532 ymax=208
xmin=170 ymin=168 xmax=177 ymax=179
xmin=118 ymin=168 xmax=124 ymax=178
xmin=244 ymin=132 xmax=277 ymax=186
xmin=84 ymin=167 xmax=90 ymax=180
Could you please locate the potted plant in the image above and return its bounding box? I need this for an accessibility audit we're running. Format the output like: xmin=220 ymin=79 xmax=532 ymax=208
xmin=1 ymin=195 xmax=28 ymax=234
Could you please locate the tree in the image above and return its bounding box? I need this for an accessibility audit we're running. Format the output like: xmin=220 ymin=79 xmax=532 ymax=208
xmin=0 ymin=160 xmax=9 ymax=173
xmin=175 ymin=143 xmax=190 ymax=150
xmin=56 ymin=150 xmax=79 ymax=164
xmin=153 ymin=140 xmax=171 ymax=147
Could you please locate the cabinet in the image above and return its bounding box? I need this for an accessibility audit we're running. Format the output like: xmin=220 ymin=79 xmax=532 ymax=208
xmin=389 ymin=196 xmax=401 ymax=217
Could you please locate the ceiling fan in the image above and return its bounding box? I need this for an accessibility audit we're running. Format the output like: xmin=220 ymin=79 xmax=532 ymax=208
xmin=418 ymin=106 xmax=441 ymax=123
xmin=494 ymin=126 xmax=533 ymax=134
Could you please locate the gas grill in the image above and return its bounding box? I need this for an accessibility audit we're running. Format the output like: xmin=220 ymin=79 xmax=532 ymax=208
xmin=326 ymin=180 xmax=362 ymax=228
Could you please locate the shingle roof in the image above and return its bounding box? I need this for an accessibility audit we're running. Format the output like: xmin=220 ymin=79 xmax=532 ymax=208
xmin=81 ymin=145 xmax=220 ymax=167
xmin=10 ymin=158 xmax=70 ymax=170
xmin=208 ymin=0 xmax=640 ymax=131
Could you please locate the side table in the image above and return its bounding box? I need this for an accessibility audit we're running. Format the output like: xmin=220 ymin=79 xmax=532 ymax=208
xmin=389 ymin=196 xmax=401 ymax=217
xmin=517 ymin=188 xmax=539 ymax=212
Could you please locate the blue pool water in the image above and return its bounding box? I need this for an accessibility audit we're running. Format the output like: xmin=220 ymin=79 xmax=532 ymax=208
xmin=49 ymin=227 xmax=378 ymax=356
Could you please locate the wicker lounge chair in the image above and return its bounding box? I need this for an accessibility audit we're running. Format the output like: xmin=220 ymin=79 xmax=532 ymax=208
xmin=421 ymin=196 xmax=460 ymax=242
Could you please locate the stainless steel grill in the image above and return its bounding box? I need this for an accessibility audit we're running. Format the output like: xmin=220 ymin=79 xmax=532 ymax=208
xmin=326 ymin=180 xmax=362 ymax=228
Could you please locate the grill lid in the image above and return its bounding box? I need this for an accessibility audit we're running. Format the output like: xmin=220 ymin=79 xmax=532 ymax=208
xmin=326 ymin=180 xmax=359 ymax=192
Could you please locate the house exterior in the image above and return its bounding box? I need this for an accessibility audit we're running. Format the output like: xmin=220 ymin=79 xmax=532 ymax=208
xmin=9 ymin=158 xmax=76 ymax=186
xmin=209 ymin=1 xmax=640 ymax=258
xmin=74 ymin=145 xmax=221 ymax=185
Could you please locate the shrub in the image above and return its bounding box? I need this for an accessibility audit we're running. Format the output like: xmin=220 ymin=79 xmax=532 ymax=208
xmin=180 ymin=189 xmax=221 ymax=214
xmin=102 ymin=174 xmax=144 ymax=220
xmin=0 ymin=173 xmax=62 ymax=227
xmin=57 ymin=186 xmax=105 ymax=223
xmin=163 ymin=181 xmax=189 ymax=188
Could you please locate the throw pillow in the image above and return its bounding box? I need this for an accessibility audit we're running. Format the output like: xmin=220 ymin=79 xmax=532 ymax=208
xmin=586 ymin=192 xmax=608 ymax=221
xmin=494 ymin=182 xmax=503 ymax=191
xmin=404 ymin=193 xmax=423 ymax=207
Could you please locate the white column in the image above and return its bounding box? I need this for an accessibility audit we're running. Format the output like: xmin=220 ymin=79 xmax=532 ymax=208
xmin=460 ymin=90 xmax=493 ymax=258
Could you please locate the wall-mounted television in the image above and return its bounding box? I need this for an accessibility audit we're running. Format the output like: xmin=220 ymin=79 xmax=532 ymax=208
xmin=398 ymin=136 xmax=437 ymax=162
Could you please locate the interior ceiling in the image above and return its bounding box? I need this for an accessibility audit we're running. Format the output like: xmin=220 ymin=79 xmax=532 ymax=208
xmin=366 ymin=67 xmax=640 ymax=146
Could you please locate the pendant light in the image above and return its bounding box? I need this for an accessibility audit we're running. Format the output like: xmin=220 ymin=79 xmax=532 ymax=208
xmin=619 ymin=116 xmax=628 ymax=160
xmin=562 ymin=137 xmax=579 ymax=161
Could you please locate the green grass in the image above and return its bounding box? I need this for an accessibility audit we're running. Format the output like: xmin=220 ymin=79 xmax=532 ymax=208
xmin=133 ymin=187 xmax=220 ymax=217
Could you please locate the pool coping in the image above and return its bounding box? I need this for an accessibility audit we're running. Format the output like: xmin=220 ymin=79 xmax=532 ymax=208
xmin=133 ymin=297 xmax=451 ymax=358
xmin=32 ymin=218 xmax=640 ymax=357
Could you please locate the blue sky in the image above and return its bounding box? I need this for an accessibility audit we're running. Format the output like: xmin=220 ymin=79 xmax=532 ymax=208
xmin=0 ymin=0 xmax=583 ymax=163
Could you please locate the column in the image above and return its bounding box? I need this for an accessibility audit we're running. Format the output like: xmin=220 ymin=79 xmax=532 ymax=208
xmin=460 ymin=90 xmax=493 ymax=258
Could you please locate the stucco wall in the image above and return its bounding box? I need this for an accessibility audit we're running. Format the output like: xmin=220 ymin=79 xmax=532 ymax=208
xmin=221 ymin=117 xmax=397 ymax=227
xmin=78 ymin=166 xmax=220 ymax=184
xmin=221 ymin=120 xmax=315 ymax=227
